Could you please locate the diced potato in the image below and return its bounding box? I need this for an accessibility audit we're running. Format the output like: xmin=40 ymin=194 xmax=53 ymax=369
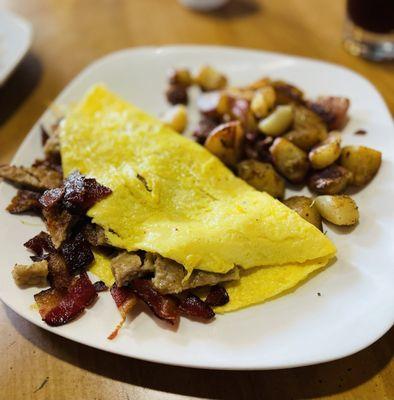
xmin=283 ymin=196 xmax=322 ymax=230
xmin=240 ymin=77 xmax=271 ymax=92
xmin=205 ymin=121 xmax=244 ymax=166
xmin=284 ymin=129 xmax=321 ymax=151
xmin=237 ymin=159 xmax=285 ymax=198
xmin=258 ymin=105 xmax=293 ymax=137
xmin=309 ymin=132 xmax=342 ymax=170
xmin=230 ymin=98 xmax=257 ymax=132
xmin=293 ymin=105 xmax=328 ymax=143
xmin=271 ymin=80 xmax=304 ymax=104
xmin=339 ymin=145 xmax=382 ymax=186
xmin=269 ymin=137 xmax=309 ymax=183
xmin=197 ymin=91 xmax=230 ymax=119
xmin=225 ymin=87 xmax=255 ymax=102
xmin=251 ymin=86 xmax=276 ymax=118
xmin=161 ymin=105 xmax=188 ymax=133
xmin=168 ymin=68 xmax=193 ymax=87
xmin=309 ymin=164 xmax=352 ymax=194
xmin=315 ymin=195 xmax=359 ymax=226
xmin=308 ymin=96 xmax=350 ymax=130
xmin=194 ymin=65 xmax=227 ymax=91
xmin=165 ymin=84 xmax=188 ymax=105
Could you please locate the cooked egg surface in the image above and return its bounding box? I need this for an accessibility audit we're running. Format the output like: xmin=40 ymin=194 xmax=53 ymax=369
xmin=216 ymin=256 xmax=330 ymax=312
xmin=61 ymin=85 xmax=335 ymax=274
xmin=90 ymin=250 xmax=115 ymax=287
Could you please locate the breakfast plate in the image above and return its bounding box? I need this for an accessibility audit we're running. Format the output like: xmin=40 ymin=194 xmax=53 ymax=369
xmin=0 ymin=10 xmax=32 ymax=85
xmin=0 ymin=46 xmax=393 ymax=370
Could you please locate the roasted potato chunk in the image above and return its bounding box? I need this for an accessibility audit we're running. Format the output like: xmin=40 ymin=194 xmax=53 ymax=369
xmin=168 ymin=68 xmax=193 ymax=87
xmin=251 ymin=86 xmax=276 ymax=119
xmin=204 ymin=121 xmax=244 ymax=166
xmin=197 ymin=91 xmax=230 ymax=119
xmin=165 ymin=84 xmax=188 ymax=105
xmin=309 ymin=164 xmax=352 ymax=194
xmin=229 ymin=98 xmax=257 ymax=132
xmin=284 ymin=129 xmax=321 ymax=151
xmin=293 ymin=105 xmax=328 ymax=143
xmin=339 ymin=145 xmax=382 ymax=186
xmin=315 ymin=195 xmax=359 ymax=226
xmin=308 ymin=96 xmax=350 ymax=130
xmin=269 ymin=137 xmax=309 ymax=183
xmin=309 ymin=132 xmax=341 ymax=169
xmin=195 ymin=65 xmax=227 ymax=91
xmin=161 ymin=105 xmax=188 ymax=133
xmin=283 ymin=196 xmax=322 ymax=230
xmin=271 ymin=80 xmax=304 ymax=105
xmin=258 ymin=105 xmax=293 ymax=136
xmin=237 ymin=160 xmax=285 ymax=198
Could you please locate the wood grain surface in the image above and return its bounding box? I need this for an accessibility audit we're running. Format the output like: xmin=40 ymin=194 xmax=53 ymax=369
xmin=0 ymin=0 xmax=393 ymax=399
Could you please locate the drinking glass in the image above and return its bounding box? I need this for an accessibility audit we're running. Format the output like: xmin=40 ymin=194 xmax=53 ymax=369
xmin=343 ymin=0 xmax=394 ymax=61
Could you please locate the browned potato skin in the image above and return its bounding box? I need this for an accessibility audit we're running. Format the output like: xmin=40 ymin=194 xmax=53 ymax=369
xmin=284 ymin=129 xmax=322 ymax=151
xmin=237 ymin=160 xmax=285 ymax=198
xmin=339 ymin=145 xmax=382 ymax=186
xmin=308 ymin=133 xmax=341 ymax=170
xmin=269 ymin=138 xmax=310 ymax=184
xmin=308 ymin=164 xmax=352 ymax=194
xmin=315 ymin=195 xmax=359 ymax=226
xmin=204 ymin=121 xmax=244 ymax=166
xmin=197 ymin=91 xmax=230 ymax=119
xmin=271 ymin=81 xmax=304 ymax=105
xmin=283 ymin=106 xmax=328 ymax=152
xmin=283 ymin=196 xmax=322 ymax=230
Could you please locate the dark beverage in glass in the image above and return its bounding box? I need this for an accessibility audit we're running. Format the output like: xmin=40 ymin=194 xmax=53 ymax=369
xmin=344 ymin=0 xmax=394 ymax=61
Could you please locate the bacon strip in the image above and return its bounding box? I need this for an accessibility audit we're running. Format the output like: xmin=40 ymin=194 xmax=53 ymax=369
xmin=6 ymin=190 xmax=41 ymax=214
xmin=24 ymin=231 xmax=54 ymax=256
xmin=179 ymin=293 xmax=215 ymax=320
xmin=34 ymin=272 xmax=97 ymax=327
xmin=130 ymin=279 xmax=179 ymax=325
xmin=108 ymin=284 xmax=137 ymax=339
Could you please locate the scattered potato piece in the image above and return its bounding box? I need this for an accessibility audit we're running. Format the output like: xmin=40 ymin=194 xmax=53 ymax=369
xmin=283 ymin=196 xmax=322 ymax=230
xmin=309 ymin=132 xmax=342 ymax=169
xmin=204 ymin=121 xmax=244 ymax=166
xmin=168 ymin=68 xmax=193 ymax=87
xmin=240 ymin=77 xmax=271 ymax=92
xmin=309 ymin=164 xmax=352 ymax=194
xmin=12 ymin=260 xmax=48 ymax=287
xmin=166 ymin=84 xmax=188 ymax=105
xmin=271 ymin=81 xmax=304 ymax=104
xmin=195 ymin=65 xmax=227 ymax=91
xmin=315 ymin=195 xmax=359 ymax=226
xmin=237 ymin=159 xmax=285 ymax=198
xmin=293 ymin=105 xmax=328 ymax=141
xmin=308 ymin=96 xmax=350 ymax=130
xmin=230 ymin=98 xmax=257 ymax=132
xmin=251 ymin=86 xmax=276 ymax=118
xmin=269 ymin=137 xmax=309 ymax=183
xmin=284 ymin=129 xmax=321 ymax=151
xmin=258 ymin=105 xmax=293 ymax=136
xmin=340 ymin=145 xmax=382 ymax=186
xmin=197 ymin=91 xmax=230 ymax=119
xmin=161 ymin=105 xmax=188 ymax=133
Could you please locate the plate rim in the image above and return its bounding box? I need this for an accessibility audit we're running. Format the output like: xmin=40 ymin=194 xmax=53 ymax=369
xmin=1 ymin=45 xmax=393 ymax=370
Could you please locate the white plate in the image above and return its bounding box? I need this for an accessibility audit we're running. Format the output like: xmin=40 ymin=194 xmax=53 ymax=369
xmin=0 ymin=46 xmax=393 ymax=370
xmin=0 ymin=10 xmax=32 ymax=85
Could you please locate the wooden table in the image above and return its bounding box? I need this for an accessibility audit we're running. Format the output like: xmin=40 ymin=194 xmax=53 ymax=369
xmin=0 ymin=0 xmax=393 ymax=398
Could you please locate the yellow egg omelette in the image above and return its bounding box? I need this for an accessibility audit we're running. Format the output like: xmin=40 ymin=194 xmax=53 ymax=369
xmin=60 ymin=85 xmax=336 ymax=312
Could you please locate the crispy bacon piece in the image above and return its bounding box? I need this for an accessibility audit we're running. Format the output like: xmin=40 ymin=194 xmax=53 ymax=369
xmin=130 ymin=279 xmax=179 ymax=325
xmin=179 ymin=293 xmax=215 ymax=320
xmin=6 ymin=190 xmax=41 ymax=214
xmin=93 ymin=281 xmax=108 ymax=292
xmin=24 ymin=231 xmax=54 ymax=256
xmin=205 ymin=285 xmax=229 ymax=307
xmin=108 ymin=284 xmax=137 ymax=340
xmin=34 ymin=272 xmax=97 ymax=327
xmin=39 ymin=187 xmax=65 ymax=209
xmin=47 ymin=252 xmax=71 ymax=290
xmin=63 ymin=171 xmax=112 ymax=213
xmin=32 ymin=157 xmax=62 ymax=174
xmin=307 ymin=96 xmax=350 ymax=131
xmin=61 ymin=232 xmax=94 ymax=273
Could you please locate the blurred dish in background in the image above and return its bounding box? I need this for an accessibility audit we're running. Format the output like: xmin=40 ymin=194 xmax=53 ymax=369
xmin=343 ymin=0 xmax=394 ymax=61
xmin=179 ymin=0 xmax=229 ymax=12
xmin=0 ymin=11 xmax=32 ymax=85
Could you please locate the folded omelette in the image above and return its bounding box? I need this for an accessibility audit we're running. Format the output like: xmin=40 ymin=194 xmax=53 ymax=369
xmin=60 ymin=85 xmax=336 ymax=312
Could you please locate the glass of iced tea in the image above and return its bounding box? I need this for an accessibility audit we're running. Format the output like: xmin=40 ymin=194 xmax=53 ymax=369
xmin=343 ymin=0 xmax=394 ymax=61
